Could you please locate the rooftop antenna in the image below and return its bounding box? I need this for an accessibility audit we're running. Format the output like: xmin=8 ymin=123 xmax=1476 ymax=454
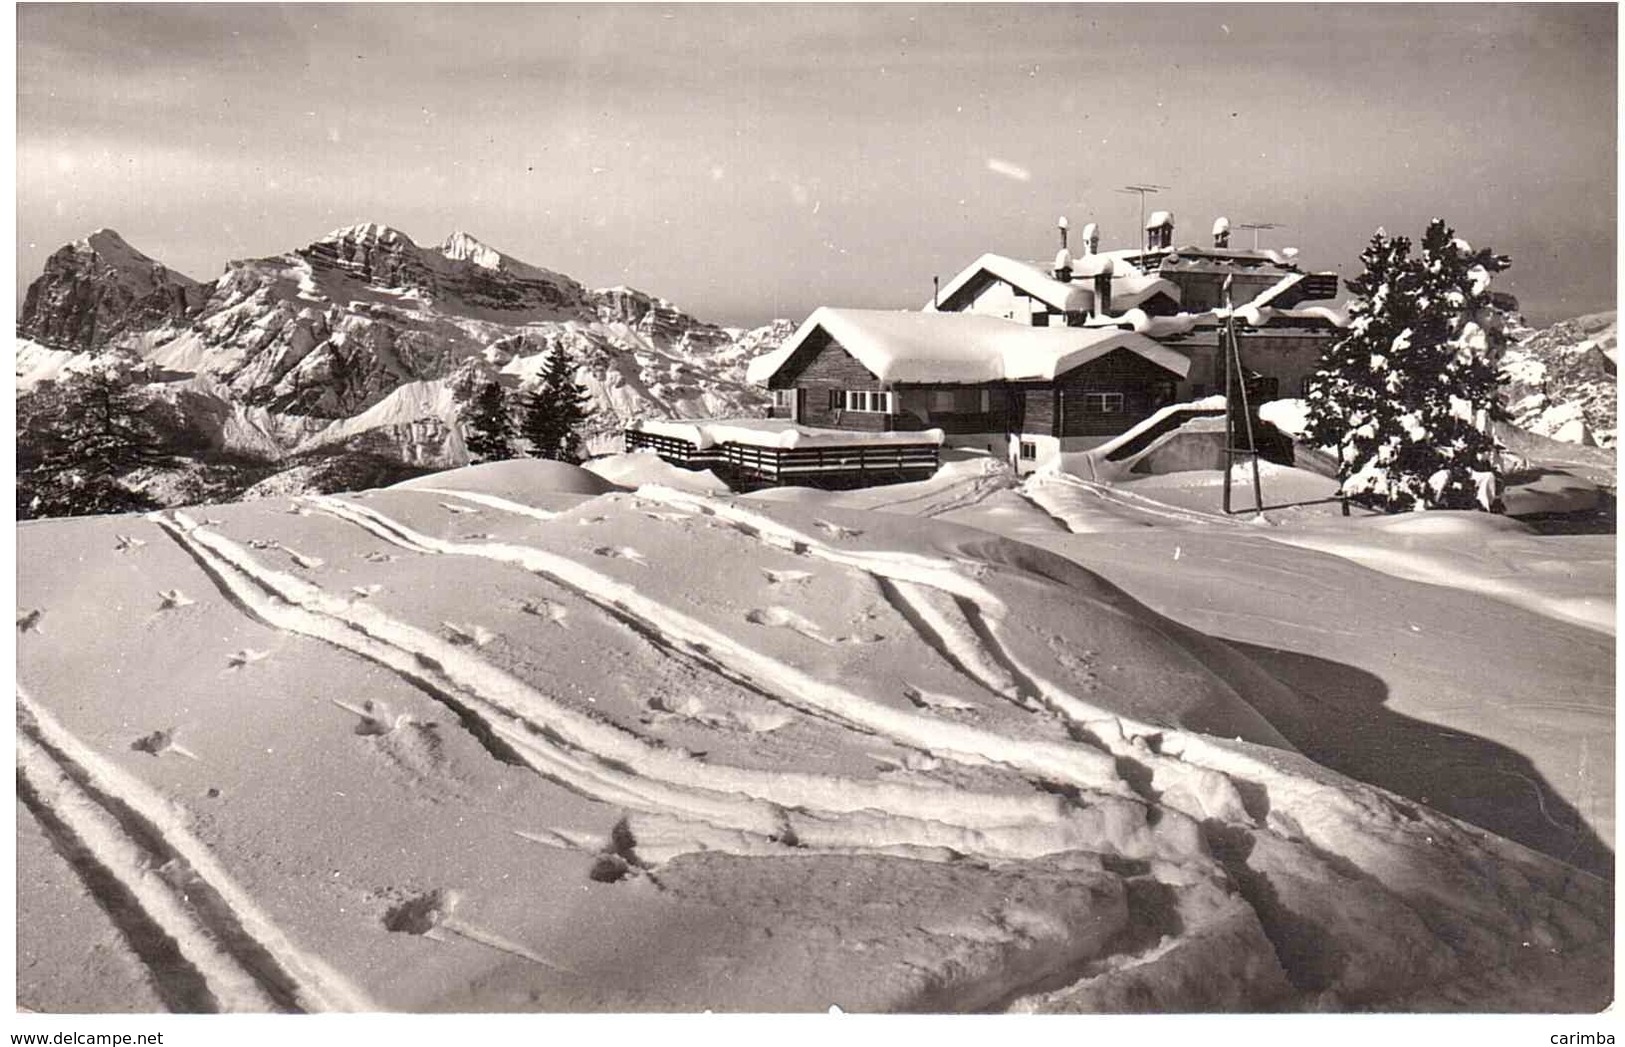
xmin=1115 ymin=183 xmax=1168 ymax=255
xmin=932 ymin=275 xmax=939 ymax=310
xmin=1220 ymin=274 xmax=1265 ymax=516
xmin=1236 ymin=222 xmax=1285 ymax=251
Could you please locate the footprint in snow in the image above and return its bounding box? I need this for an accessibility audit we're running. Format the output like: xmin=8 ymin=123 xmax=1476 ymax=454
xmin=872 ymin=750 xmax=944 ymax=773
xmin=761 ymin=568 xmax=814 ymax=585
xmin=592 ymin=546 xmax=647 ymax=565
xmin=814 ymin=520 xmax=863 ymax=540
xmin=458 ymin=532 xmax=494 ymax=541
xmin=248 ymin=538 xmax=280 ymax=550
xmin=332 ymin=698 xmax=412 ymax=737
xmin=380 ymin=889 xmax=574 ymax=970
xmin=130 ymin=728 xmax=199 ymax=760
xmin=641 ymin=511 xmax=690 ymax=523
xmin=227 ymin=648 xmax=270 ymax=669
xmin=351 ymin=584 xmax=383 ymax=599
xmin=362 ymin=551 xmax=399 ymax=563
xmin=285 ymin=503 xmax=311 ymax=516
xmin=113 ymin=534 xmax=147 ymax=552
xmin=284 ymin=548 xmax=324 ymax=569
xmin=744 ymin=606 xmax=832 ymax=644
xmin=17 ymin=608 xmax=44 ymax=634
xmin=157 ymin=589 xmax=195 ymax=610
xmin=443 ymin=622 xmax=496 ymax=647
xmin=520 ymin=599 xmax=570 ymax=627
xmin=439 ymin=502 xmax=480 ymax=515
xmin=901 ymin=683 xmax=978 ymax=713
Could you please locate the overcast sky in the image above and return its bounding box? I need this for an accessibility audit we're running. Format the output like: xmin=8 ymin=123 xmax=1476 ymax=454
xmin=16 ymin=3 xmax=1617 ymax=327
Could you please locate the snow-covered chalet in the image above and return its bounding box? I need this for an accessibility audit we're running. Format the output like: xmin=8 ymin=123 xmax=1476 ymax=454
xmin=629 ymin=213 xmax=1349 ymax=482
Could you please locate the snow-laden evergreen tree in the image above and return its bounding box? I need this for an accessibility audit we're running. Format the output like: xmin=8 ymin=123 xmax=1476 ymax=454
xmin=518 ymin=349 xmax=593 ymax=463
xmin=1304 ymin=219 xmax=1511 ymax=511
xmin=460 ymin=381 xmax=517 ymax=463
xmin=17 ymin=354 xmax=168 ymax=518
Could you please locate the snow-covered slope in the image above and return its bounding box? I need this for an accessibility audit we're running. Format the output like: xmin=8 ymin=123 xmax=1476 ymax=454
xmin=1503 ymin=311 xmax=1617 ymax=447
xmin=14 ymin=461 xmax=1611 ymax=1013
xmin=16 ymin=226 xmax=783 ymax=483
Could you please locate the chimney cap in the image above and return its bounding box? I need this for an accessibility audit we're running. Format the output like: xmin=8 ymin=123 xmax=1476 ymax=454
xmin=1145 ymin=210 xmax=1174 ymax=230
xmin=1212 ymin=216 xmax=1231 ymax=236
xmin=1054 ymin=248 xmax=1074 ymax=272
xmin=1057 ymin=216 xmax=1069 ymax=229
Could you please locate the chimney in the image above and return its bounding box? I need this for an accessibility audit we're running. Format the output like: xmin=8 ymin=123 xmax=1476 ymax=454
xmin=1081 ymin=222 xmax=1099 ymax=255
xmin=1212 ymin=216 xmax=1231 ymax=249
xmin=1093 ymin=256 xmax=1114 ymax=316
xmin=1145 ymin=211 xmax=1174 ymax=250
xmin=1053 ymin=248 xmax=1073 ymax=283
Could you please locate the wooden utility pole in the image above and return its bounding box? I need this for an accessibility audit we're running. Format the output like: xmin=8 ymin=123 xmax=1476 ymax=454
xmin=1221 ymin=275 xmax=1265 ymax=515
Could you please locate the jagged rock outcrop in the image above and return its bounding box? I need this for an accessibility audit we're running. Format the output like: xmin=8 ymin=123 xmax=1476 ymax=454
xmin=18 ymin=230 xmax=204 ymax=351
xmin=1503 ymin=311 xmax=1617 ymax=447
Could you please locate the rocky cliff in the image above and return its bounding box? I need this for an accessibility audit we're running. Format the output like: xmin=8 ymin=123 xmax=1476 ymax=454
xmin=18 ymin=229 xmax=205 ymax=351
xmin=1502 ymin=311 xmax=1617 ymax=447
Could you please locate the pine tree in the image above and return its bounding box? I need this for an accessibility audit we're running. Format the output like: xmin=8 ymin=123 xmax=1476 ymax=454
xmin=461 ymin=380 xmax=516 ymax=463
xmin=1304 ymin=219 xmax=1510 ymax=512
xmin=518 ymin=349 xmax=593 ymax=463
xmin=17 ymin=355 xmax=169 ymax=518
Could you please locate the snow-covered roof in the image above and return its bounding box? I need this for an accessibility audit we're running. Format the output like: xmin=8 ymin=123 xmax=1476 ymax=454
xmin=928 ymin=253 xmax=1095 ymax=314
xmin=749 ymin=308 xmax=1189 ymax=385
xmin=1110 ymin=271 xmax=1182 ymax=311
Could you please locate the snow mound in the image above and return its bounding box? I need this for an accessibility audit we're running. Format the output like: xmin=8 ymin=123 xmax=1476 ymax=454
xmin=1258 ymin=398 xmax=1310 ymax=439
xmin=394 ymin=458 xmax=620 ymax=497
xmin=13 ymin=469 xmax=1612 ymax=1013
xmin=584 ymin=451 xmax=732 ymax=494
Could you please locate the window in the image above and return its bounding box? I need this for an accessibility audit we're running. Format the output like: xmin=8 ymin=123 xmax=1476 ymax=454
xmin=829 ymin=389 xmax=843 ymax=411
xmin=843 ymin=390 xmax=895 ymax=413
xmin=979 ymin=389 xmax=992 ymax=413
xmin=1019 ymin=441 xmax=1037 ymax=461
xmin=929 ymin=390 xmax=956 ymax=412
xmin=1082 ymin=392 xmax=1125 ymax=414
xmin=771 ymin=389 xmax=795 ymax=410
xmin=1032 ymin=312 xmax=1050 ymax=327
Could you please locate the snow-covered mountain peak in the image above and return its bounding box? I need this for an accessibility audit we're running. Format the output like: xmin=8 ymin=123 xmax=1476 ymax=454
xmin=72 ymin=228 xmax=190 ymax=280
xmin=439 ymin=230 xmax=506 ymax=270
xmin=80 ymin=227 xmax=133 ymax=253
xmin=318 ymin=222 xmax=417 ymax=248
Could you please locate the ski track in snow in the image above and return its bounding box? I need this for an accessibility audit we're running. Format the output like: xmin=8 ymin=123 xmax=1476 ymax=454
xmin=15 ymin=690 xmax=375 ymax=1014
xmin=294 ymin=488 xmax=1370 ymax=868
xmin=150 ymin=505 xmax=1178 ymax=866
xmin=411 ymin=488 xmax=558 ymax=521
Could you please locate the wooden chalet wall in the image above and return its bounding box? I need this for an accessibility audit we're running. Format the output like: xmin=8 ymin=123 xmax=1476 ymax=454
xmin=769 ymin=330 xmax=891 ymax=431
xmin=1050 ymin=347 xmax=1178 ymax=437
xmin=770 ymin=329 xmax=1183 ymax=440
